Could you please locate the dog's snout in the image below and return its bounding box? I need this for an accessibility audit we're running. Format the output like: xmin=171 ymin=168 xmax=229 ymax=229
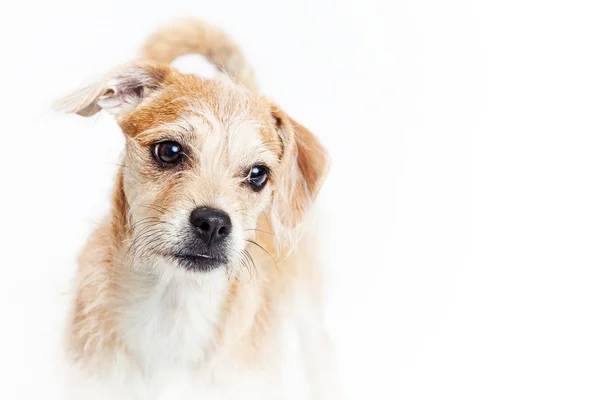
xmin=190 ymin=207 xmax=232 ymax=244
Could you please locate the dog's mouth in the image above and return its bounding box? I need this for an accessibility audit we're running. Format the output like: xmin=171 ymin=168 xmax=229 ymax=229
xmin=171 ymin=252 xmax=228 ymax=272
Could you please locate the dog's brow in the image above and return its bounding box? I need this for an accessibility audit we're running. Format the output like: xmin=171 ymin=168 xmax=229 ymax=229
xmin=136 ymin=119 xmax=196 ymax=144
xmin=184 ymin=105 xmax=225 ymax=133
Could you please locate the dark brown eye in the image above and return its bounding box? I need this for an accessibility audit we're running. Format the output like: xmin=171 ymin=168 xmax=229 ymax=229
xmin=152 ymin=141 xmax=183 ymax=166
xmin=247 ymin=165 xmax=269 ymax=191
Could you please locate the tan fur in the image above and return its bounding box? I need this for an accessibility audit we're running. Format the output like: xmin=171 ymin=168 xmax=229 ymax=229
xmin=58 ymin=19 xmax=333 ymax=399
xmin=142 ymin=19 xmax=258 ymax=93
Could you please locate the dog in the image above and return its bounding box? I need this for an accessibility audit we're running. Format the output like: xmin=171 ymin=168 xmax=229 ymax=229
xmin=55 ymin=19 xmax=334 ymax=400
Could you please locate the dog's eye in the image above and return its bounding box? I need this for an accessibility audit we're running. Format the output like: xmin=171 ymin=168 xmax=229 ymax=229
xmin=153 ymin=141 xmax=183 ymax=166
xmin=247 ymin=165 xmax=269 ymax=191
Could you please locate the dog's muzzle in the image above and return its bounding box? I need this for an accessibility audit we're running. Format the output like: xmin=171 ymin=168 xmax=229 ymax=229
xmin=171 ymin=206 xmax=232 ymax=271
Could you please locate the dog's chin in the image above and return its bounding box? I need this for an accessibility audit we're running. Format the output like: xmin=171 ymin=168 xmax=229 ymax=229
xmin=169 ymin=252 xmax=229 ymax=272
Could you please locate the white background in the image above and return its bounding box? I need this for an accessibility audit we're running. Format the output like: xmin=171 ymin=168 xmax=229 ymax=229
xmin=1 ymin=0 xmax=599 ymax=399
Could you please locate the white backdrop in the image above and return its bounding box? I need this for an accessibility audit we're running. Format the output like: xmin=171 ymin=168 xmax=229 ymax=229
xmin=1 ymin=0 xmax=599 ymax=399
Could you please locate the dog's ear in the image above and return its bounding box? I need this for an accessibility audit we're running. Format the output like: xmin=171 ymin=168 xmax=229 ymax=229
xmin=54 ymin=60 xmax=170 ymax=120
xmin=270 ymin=106 xmax=330 ymax=250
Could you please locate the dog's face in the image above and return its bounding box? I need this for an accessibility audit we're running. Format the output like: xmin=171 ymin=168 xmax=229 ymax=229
xmin=122 ymin=83 xmax=282 ymax=273
xmin=58 ymin=61 xmax=328 ymax=273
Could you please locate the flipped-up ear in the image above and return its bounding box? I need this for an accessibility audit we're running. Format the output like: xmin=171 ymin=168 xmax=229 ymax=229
xmin=270 ymin=106 xmax=330 ymax=249
xmin=54 ymin=60 xmax=170 ymax=119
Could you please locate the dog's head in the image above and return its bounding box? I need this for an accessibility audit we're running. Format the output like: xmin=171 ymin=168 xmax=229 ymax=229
xmin=57 ymin=61 xmax=328 ymax=273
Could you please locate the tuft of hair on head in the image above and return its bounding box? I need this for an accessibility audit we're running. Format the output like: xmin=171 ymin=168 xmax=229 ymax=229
xmin=141 ymin=18 xmax=258 ymax=94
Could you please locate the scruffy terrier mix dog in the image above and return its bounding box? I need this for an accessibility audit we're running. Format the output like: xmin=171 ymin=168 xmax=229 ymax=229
xmin=56 ymin=19 xmax=334 ymax=400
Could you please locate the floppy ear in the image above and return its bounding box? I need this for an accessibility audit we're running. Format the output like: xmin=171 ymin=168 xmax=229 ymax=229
xmin=270 ymin=107 xmax=330 ymax=250
xmin=54 ymin=60 xmax=170 ymax=119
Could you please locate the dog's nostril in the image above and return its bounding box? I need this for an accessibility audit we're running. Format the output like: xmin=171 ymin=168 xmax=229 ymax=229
xmin=200 ymin=221 xmax=211 ymax=232
xmin=218 ymin=226 xmax=228 ymax=236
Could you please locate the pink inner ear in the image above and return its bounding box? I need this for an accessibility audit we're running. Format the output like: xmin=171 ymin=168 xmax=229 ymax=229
xmin=95 ymin=73 xmax=159 ymax=117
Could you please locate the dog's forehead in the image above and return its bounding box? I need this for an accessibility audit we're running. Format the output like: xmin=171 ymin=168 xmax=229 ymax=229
xmin=180 ymin=112 xmax=270 ymax=161
xmin=123 ymin=76 xmax=280 ymax=154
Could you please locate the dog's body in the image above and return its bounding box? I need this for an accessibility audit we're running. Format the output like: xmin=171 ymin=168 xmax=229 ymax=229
xmin=58 ymin=20 xmax=334 ymax=400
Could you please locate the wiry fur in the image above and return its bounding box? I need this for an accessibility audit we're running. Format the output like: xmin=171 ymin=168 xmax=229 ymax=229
xmin=57 ymin=19 xmax=334 ymax=400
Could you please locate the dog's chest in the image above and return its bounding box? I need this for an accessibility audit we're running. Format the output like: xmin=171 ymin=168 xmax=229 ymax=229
xmin=120 ymin=273 xmax=227 ymax=366
xmin=96 ymin=273 xmax=308 ymax=399
xmin=69 ymin=296 xmax=307 ymax=400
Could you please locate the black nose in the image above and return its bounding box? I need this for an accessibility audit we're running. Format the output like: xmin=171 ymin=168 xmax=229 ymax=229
xmin=189 ymin=207 xmax=232 ymax=245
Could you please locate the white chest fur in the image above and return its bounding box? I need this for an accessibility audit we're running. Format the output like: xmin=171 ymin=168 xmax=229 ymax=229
xmin=67 ymin=267 xmax=309 ymax=400
xmin=118 ymin=268 xmax=228 ymax=369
